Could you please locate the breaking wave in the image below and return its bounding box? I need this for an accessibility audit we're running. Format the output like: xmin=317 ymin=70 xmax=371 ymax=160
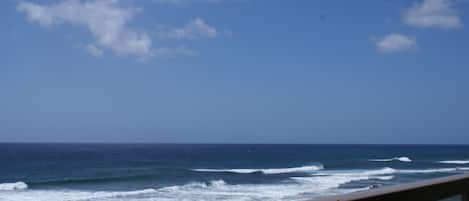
xmin=0 ymin=167 xmax=392 ymax=201
xmin=0 ymin=178 xmax=368 ymax=201
xmin=0 ymin=182 xmax=28 ymax=191
xmin=398 ymin=167 xmax=469 ymax=174
xmin=192 ymin=164 xmax=324 ymax=174
xmin=437 ymin=160 xmax=469 ymax=164
xmin=2 ymin=167 xmax=468 ymax=201
xmin=315 ymin=166 xmax=469 ymax=177
xmin=369 ymin=157 xmax=412 ymax=162
xmin=0 ymin=188 xmax=157 ymax=201
xmin=355 ymin=167 xmax=469 ymax=174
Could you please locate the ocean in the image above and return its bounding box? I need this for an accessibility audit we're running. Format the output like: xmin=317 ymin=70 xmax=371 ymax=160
xmin=1 ymin=144 xmax=469 ymax=201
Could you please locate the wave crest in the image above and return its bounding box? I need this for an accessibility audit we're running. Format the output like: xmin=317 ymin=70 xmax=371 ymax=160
xmin=0 ymin=188 xmax=156 ymax=201
xmin=437 ymin=160 xmax=469 ymax=164
xmin=369 ymin=157 xmax=412 ymax=162
xmin=4 ymin=166 xmax=469 ymax=201
xmin=399 ymin=167 xmax=469 ymax=174
xmin=192 ymin=164 xmax=324 ymax=174
xmin=360 ymin=167 xmax=397 ymax=175
xmin=0 ymin=181 xmax=28 ymax=191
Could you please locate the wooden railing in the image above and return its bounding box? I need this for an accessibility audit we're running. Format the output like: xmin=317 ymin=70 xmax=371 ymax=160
xmin=312 ymin=173 xmax=469 ymax=201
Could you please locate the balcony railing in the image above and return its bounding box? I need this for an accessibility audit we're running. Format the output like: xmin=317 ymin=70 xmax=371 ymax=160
xmin=312 ymin=173 xmax=469 ymax=201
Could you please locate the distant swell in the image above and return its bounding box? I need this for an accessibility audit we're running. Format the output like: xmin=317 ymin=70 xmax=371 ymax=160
xmin=192 ymin=164 xmax=324 ymax=174
xmin=0 ymin=182 xmax=28 ymax=191
xmin=369 ymin=157 xmax=412 ymax=162
xmin=27 ymin=174 xmax=154 ymax=186
xmin=437 ymin=160 xmax=469 ymax=164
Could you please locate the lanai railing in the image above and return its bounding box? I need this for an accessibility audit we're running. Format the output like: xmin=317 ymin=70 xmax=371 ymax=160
xmin=312 ymin=173 xmax=469 ymax=201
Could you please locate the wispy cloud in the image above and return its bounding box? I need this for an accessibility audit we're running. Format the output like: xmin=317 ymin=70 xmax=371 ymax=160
xmin=157 ymin=18 xmax=218 ymax=40
xmin=17 ymin=0 xmax=220 ymax=60
xmin=17 ymin=0 xmax=152 ymax=59
xmin=375 ymin=33 xmax=417 ymax=53
xmin=85 ymin=44 xmax=103 ymax=57
xmin=403 ymin=0 xmax=462 ymax=29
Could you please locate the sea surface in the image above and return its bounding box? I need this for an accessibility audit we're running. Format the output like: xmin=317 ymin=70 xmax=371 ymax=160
xmin=1 ymin=144 xmax=469 ymax=201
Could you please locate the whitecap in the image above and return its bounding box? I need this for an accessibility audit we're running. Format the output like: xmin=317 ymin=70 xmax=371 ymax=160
xmin=7 ymin=166 xmax=468 ymax=201
xmin=398 ymin=167 xmax=469 ymax=174
xmin=360 ymin=167 xmax=398 ymax=175
xmin=0 ymin=188 xmax=156 ymax=201
xmin=290 ymin=168 xmax=396 ymax=196
xmin=0 ymin=177 xmax=368 ymax=201
xmin=157 ymin=177 xmax=368 ymax=201
xmin=192 ymin=164 xmax=324 ymax=174
xmin=437 ymin=160 xmax=469 ymax=164
xmin=306 ymin=167 xmax=396 ymax=180
xmin=374 ymin=176 xmax=394 ymax=180
xmin=369 ymin=157 xmax=412 ymax=162
xmin=0 ymin=181 xmax=28 ymax=191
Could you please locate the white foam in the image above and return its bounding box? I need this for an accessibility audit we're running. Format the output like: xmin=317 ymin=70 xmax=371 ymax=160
xmin=0 ymin=175 xmax=369 ymax=201
xmin=0 ymin=188 xmax=157 ymax=201
xmin=398 ymin=167 xmax=469 ymax=174
xmin=374 ymin=176 xmax=394 ymax=180
xmin=192 ymin=164 xmax=324 ymax=174
xmin=156 ymin=177 xmax=368 ymax=201
xmin=343 ymin=166 xmax=468 ymax=175
xmin=0 ymin=181 xmax=28 ymax=191
xmin=6 ymin=166 xmax=468 ymax=201
xmin=360 ymin=167 xmax=398 ymax=175
xmin=437 ymin=160 xmax=469 ymax=164
xmin=369 ymin=157 xmax=412 ymax=162
xmin=290 ymin=168 xmax=396 ymax=198
xmin=304 ymin=167 xmax=396 ymax=182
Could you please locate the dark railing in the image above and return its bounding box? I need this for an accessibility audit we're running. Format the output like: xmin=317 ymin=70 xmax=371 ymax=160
xmin=312 ymin=173 xmax=469 ymax=201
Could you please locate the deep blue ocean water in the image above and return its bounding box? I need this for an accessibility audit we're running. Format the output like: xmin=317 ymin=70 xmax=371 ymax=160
xmin=1 ymin=144 xmax=469 ymax=201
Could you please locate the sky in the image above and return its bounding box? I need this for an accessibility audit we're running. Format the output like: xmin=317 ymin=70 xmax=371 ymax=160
xmin=1 ymin=0 xmax=469 ymax=144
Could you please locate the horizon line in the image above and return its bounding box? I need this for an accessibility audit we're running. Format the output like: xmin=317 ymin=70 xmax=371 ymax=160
xmin=1 ymin=142 xmax=469 ymax=146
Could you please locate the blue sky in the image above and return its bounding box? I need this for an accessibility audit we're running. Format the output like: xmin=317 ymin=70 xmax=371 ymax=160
xmin=1 ymin=0 xmax=469 ymax=143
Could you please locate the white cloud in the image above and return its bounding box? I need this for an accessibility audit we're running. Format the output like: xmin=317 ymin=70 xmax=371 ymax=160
xmin=17 ymin=0 xmax=152 ymax=59
xmin=403 ymin=0 xmax=462 ymax=29
xmin=375 ymin=33 xmax=417 ymax=53
xmin=157 ymin=18 xmax=218 ymax=40
xmin=85 ymin=44 xmax=103 ymax=57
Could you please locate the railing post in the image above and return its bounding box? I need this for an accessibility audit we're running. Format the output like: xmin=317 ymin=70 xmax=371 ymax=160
xmin=462 ymin=192 xmax=469 ymax=201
